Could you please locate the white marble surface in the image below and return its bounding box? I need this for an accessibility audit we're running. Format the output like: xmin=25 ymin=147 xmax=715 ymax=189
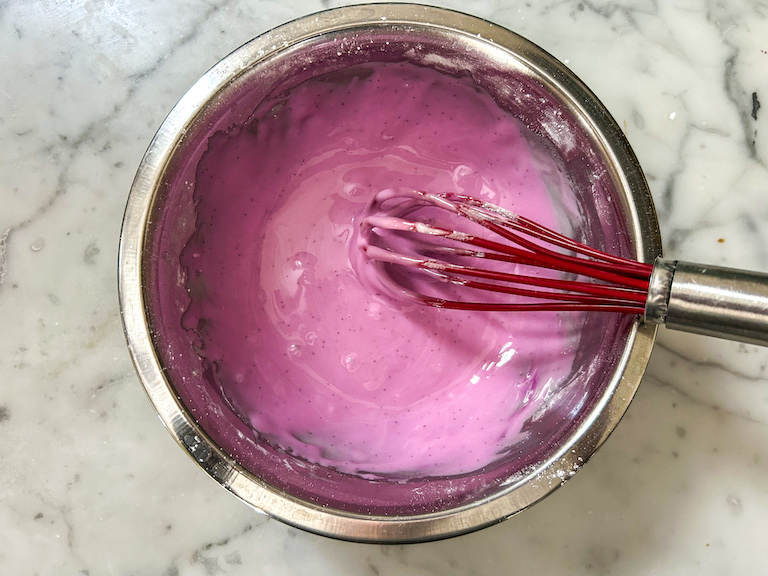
xmin=1 ymin=0 xmax=767 ymax=573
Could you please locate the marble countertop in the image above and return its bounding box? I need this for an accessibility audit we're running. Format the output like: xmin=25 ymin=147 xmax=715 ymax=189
xmin=2 ymin=0 xmax=767 ymax=573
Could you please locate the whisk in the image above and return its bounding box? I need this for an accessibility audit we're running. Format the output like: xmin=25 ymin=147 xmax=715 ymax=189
xmin=359 ymin=190 xmax=768 ymax=346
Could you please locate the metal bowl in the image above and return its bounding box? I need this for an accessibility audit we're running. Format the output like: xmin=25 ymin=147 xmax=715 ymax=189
xmin=119 ymin=3 xmax=661 ymax=542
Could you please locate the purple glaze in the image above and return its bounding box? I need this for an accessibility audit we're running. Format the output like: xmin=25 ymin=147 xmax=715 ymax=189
xmin=179 ymin=62 xmax=587 ymax=478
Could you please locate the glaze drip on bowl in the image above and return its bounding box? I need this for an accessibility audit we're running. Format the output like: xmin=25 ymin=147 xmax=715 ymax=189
xmin=180 ymin=61 xmax=589 ymax=478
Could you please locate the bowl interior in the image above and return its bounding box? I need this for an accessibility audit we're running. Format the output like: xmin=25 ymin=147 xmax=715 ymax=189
xmin=127 ymin=6 xmax=658 ymax=538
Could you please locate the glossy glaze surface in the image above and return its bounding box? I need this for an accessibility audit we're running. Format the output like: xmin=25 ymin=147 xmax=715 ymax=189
xmin=182 ymin=62 xmax=582 ymax=477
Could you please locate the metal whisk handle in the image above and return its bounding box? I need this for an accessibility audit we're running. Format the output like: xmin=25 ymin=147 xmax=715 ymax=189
xmin=646 ymin=257 xmax=768 ymax=346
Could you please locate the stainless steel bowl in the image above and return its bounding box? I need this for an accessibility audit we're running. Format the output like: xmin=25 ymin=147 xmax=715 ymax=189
xmin=119 ymin=3 xmax=661 ymax=542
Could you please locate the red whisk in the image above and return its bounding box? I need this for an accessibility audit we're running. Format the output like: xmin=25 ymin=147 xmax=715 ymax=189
xmin=359 ymin=190 xmax=768 ymax=346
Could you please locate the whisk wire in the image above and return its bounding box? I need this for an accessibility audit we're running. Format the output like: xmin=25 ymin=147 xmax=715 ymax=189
xmin=450 ymin=198 xmax=653 ymax=283
xmin=361 ymin=191 xmax=654 ymax=313
xmin=454 ymin=194 xmax=652 ymax=273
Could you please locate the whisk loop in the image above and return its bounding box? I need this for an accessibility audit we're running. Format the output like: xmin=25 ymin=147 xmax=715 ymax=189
xmin=359 ymin=190 xmax=654 ymax=314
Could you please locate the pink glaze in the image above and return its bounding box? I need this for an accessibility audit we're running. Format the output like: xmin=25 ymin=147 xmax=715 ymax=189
xmin=181 ymin=62 xmax=585 ymax=478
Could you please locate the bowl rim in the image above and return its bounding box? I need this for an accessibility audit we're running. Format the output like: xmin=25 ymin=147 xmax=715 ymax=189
xmin=118 ymin=2 xmax=661 ymax=543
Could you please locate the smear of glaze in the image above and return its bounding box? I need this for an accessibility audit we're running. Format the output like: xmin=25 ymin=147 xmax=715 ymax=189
xmin=180 ymin=62 xmax=584 ymax=478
